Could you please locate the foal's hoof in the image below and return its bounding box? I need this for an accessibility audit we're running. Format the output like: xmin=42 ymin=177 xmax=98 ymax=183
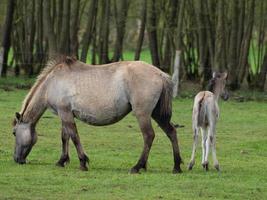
xmin=188 ymin=161 xmax=195 ymax=170
xmin=56 ymin=162 xmax=64 ymax=167
xmin=172 ymin=168 xmax=182 ymax=174
xmin=202 ymin=162 xmax=209 ymax=171
xmin=129 ymin=167 xmax=140 ymax=174
xmin=214 ymin=164 xmax=220 ymax=171
xmin=80 ymin=165 xmax=88 ymax=171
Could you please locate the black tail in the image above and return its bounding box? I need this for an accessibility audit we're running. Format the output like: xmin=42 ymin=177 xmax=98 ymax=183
xmin=152 ymin=75 xmax=173 ymax=122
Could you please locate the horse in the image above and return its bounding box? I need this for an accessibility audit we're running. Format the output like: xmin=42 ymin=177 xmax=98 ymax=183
xmin=188 ymin=72 xmax=228 ymax=171
xmin=12 ymin=56 xmax=182 ymax=174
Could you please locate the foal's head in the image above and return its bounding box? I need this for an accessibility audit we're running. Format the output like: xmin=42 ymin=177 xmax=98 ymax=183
xmin=207 ymin=72 xmax=229 ymax=101
xmin=12 ymin=112 xmax=37 ymax=164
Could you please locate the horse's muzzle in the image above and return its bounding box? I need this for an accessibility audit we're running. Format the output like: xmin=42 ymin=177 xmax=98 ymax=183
xmin=221 ymin=93 xmax=229 ymax=101
xmin=14 ymin=156 xmax=26 ymax=164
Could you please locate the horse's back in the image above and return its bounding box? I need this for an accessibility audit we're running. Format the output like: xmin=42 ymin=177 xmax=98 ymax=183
xmin=45 ymin=61 xmax=166 ymax=125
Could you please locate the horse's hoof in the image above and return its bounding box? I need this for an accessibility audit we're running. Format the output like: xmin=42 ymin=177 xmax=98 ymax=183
xmin=214 ymin=164 xmax=220 ymax=171
xmin=129 ymin=167 xmax=140 ymax=174
xmin=188 ymin=161 xmax=194 ymax=170
xmin=188 ymin=165 xmax=193 ymax=170
xmin=172 ymin=168 xmax=182 ymax=174
xmin=56 ymin=162 xmax=65 ymax=167
xmin=80 ymin=165 xmax=88 ymax=171
xmin=56 ymin=155 xmax=70 ymax=167
xmin=202 ymin=162 xmax=209 ymax=171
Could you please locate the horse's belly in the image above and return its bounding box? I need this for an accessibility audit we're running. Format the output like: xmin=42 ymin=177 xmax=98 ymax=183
xmin=72 ymin=103 xmax=131 ymax=126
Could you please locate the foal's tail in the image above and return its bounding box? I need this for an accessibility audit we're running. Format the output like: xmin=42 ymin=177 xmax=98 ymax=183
xmin=197 ymin=96 xmax=206 ymax=126
xmin=152 ymin=74 xmax=173 ymax=121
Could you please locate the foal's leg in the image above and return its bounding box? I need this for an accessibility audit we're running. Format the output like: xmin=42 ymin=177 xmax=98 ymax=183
xmin=210 ymin=128 xmax=220 ymax=171
xmin=188 ymin=126 xmax=199 ymax=170
xmin=201 ymin=128 xmax=208 ymax=170
xmin=204 ymin=126 xmax=215 ymax=171
xmin=130 ymin=115 xmax=155 ymax=174
xmin=59 ymin=109 xmax=89 ymax=171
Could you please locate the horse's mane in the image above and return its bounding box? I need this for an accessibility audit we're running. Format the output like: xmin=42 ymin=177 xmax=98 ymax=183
xmin=207 ymin=78 xmax=216 ymax=93
xmin=20 ymin=56 xmax=77 ymax=117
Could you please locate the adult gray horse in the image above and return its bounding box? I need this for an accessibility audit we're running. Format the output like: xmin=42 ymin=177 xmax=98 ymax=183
xmin=12 ymin=56 xmax=182 ymax=173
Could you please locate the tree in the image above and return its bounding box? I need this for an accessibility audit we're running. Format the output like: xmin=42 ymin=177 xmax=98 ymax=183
xmin=80 ymin=0 xmax=98 ymax=62
xmin=0 ymin=0 xmax=16 ymax=77
xmin=134 ymin=0 xmax=147 ymax=61
xmin=146 ymin=0 xmax=160 ymax=67
xmin=112 ymin=0 xmax=129 ymax=62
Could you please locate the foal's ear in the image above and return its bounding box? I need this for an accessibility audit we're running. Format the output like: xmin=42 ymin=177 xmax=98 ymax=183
xmin=212 ymin=72 xmax=217 ymax=78
xmin=15 ymin=112 xmax=21 ymax=121
xmin=222 ymin=72 xmax=228 ymax=79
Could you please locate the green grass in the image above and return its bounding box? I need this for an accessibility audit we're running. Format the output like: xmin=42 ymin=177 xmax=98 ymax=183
xmin=0 ymin=88 xmax=267 ymax=200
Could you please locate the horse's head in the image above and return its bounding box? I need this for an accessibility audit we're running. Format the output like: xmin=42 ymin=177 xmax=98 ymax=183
xmin=208 ymin=72 xmax=229 ymax=101
xmin=12 ymin=112 xmax=37 ymax=164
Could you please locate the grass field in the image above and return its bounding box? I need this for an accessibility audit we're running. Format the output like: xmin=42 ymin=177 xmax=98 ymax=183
xmin=0 ymin=85 xmax=267 ymax=199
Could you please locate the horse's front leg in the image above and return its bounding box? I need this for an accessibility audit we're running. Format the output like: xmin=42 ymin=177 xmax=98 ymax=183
xmin=58 ymin=109 xmax=89 ymax=171
xmin=56 ymin=128 xmax=70 ymax=167
xmin=130 ymin=115 xmax=155 ymax=174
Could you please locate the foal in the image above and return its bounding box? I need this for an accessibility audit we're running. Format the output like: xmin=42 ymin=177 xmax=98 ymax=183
xmin=189 ymin=72 xmax=228 ymax=171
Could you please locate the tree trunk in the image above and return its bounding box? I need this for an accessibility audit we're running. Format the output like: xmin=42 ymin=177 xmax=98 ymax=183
xmin=80 ymin=0 xmax=97 ymax=62
xmin=134 ymin=0 xmax=147 ymax=61
xmin=0 ymin=0 xmax=16 ymax=77
xmin=24 ymin=0 xmax=35 ymax=76
xmin=195 ymin=0 xmax=212 ymax=87
xmin=172 ymin=50 xmax=181 ymax=98
xmin=35 ymin=0 xmax=45 ymax=74
xmin=228 ymin=0 xmax=239 ymax=90
xmin=162 ymin=0 xmax=178 ymax=73
xmin=59 ymin=0 xmax=71 ymax=55
xmin=146 ymin=0 xmax=160 ymax=67
xmin=70 ymin=0 xmax=80 ymax=57
xmin=43 ymin=0 xmax=57 ymax=56
xmin=112 ymin=0 xmax=129 ymax=62
xmin=238 ymin=0 xmax=255 ymax=86
xmin=214 ymin=0 xmax=226 ymax=71
xmin=256 ymin=50 xmax=267 ymax=91
xmin=99 ymin=0 xmax=110 ymax=64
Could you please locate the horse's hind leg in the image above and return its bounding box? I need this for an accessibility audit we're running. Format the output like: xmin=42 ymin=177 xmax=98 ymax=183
xmin=56 ymin=128 xmax=70 ymax=167
xmin=130 ymin=115 xmax=155 ymax=174
xmin=210 ymin=126 xmax=220 ymax=171
xmin=58 ymin=109 xmax=89 ymax=171
xmin=153 ymin=115 xmax=182 ymax=173
xmin=201 ymin=128 xmax=208 ymax=170
xmin=188 ymin=126 xmax=199 ymax=170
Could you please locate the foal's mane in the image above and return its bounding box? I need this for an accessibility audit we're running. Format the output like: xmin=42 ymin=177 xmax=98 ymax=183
xmin=20 ymin=56 xmax=77 ymax=117
xmin=207 ymin=78 xmax=216 ymax=93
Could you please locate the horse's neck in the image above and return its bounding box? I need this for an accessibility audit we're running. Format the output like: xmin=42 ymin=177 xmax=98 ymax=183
xmin=22 ymin=89 xmax=47 ymax=125
xmin=212 ymin=88 xmax=220 ymax=102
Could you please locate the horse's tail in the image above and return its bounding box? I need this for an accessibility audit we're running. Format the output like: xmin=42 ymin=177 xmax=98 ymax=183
xmin=152 ymin=74 xmax=173 ymax=122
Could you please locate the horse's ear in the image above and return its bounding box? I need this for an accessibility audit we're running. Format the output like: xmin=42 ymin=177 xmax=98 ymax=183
xmin=212 ymin=72 xmax=216 ymax=78
xmin=222 ymin=72 xmax=228 ymax=79
xmin=15 ymin=112 xmax=21 ymax=121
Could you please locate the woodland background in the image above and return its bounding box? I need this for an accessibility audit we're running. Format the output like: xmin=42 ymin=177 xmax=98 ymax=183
xmin=0 ymin=0 xmax=266 ymax=91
